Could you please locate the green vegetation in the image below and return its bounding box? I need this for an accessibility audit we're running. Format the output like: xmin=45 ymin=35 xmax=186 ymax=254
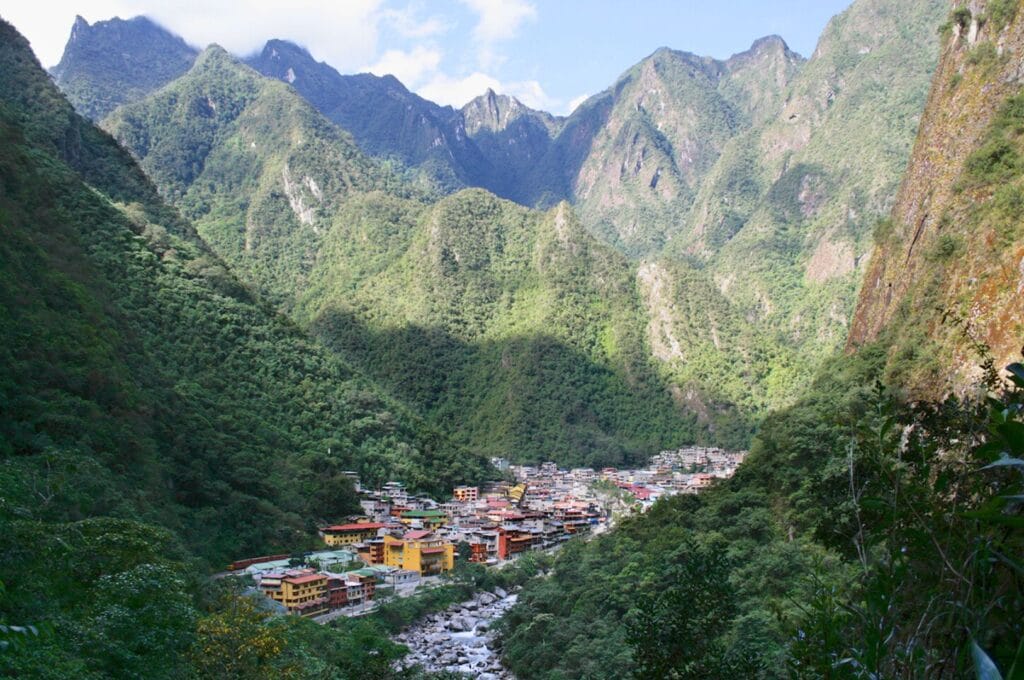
xmin=102 ymin=49 xmax=717 ymax=465
xmin=0 ymin=19 xmax=487 ymax=563
xmin=51 ymin=16 xmax=198 ymax=121
xmin=983 ymin=0 xmax=1019 ymax=31
xmin=500 ymin=346 xmax=1024 ymax=678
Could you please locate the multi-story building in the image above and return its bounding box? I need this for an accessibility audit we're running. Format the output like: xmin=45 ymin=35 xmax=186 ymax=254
xmin=320 ymin=521 xmax=385 ymax=546
xmin=383 ymin=530 xmax=455 ymax=575
xmin=260 ymin=571 xmax=329 ymax=617
xmin=453 ymin=486 xmax=479 ymax=502
xmin=398 ymin=509 xmax=449 ymax=530
xmin=326 ymin=576 xmax=348 ymax=609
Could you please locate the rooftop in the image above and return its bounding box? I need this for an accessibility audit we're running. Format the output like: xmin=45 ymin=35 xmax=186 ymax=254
xmin=322 ymin=522 xmax=385 ymax=532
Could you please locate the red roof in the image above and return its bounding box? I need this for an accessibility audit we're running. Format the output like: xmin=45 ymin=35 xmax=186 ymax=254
xmin=322 ymin=522 xmax=385 ymax=533
xmin=403 ymin=530 xmax=433 ymax=540
xmin=284 ymin=573 xmax=326 ymax=585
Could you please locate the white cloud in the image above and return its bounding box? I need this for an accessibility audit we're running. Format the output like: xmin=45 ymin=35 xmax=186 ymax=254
xmin=459 ymin=0 xmax=535 ymax=44
xmin=379 ymin=5 xmax=448 ymax=39
xmin=416 ymin=70 xmax=555 ymax=112
xmin=458 ymin=0 xmax=535 ymax=70
xmin=366 ymin=46 xmax=443 ymax=88
xmin=566 ymin=93 xmax=591 ymax=114
xmin=417 ymin=71 xmax=501 ymax=108
xmin=4 ymin=0 xmax=385 ymax=70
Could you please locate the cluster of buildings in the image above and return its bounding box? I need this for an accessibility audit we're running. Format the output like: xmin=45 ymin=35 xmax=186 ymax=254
xmin=233 ymin=549 xmax=396 ymax=619
xmin=343 ymin=478 xmax=604 ymax=566
xmin=510 ymin=446 xmax=746 ymax=510
xmin=257 ymin=566 xmax=377 ymax=618
xmin=231 ymin=447 xmax=745 ymax=619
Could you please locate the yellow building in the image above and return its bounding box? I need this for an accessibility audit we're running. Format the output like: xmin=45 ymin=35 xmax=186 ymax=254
xmin=320 ymin=522 xmax=384 ymax=546
xmin=260 ymin=572 xmax=328 ymax=617
xmin=508 ymin=483 xmax=527 ymax=504
xmin=383 ymin=531 xmax=455 ymax=575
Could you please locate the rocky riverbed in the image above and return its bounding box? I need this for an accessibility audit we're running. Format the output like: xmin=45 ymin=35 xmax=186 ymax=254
xmin=393 ymin=587 xmax=518 ymax=678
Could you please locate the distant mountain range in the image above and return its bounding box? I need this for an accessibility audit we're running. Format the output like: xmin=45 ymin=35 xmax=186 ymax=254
xmin=48 ymin=0 xmax=948 ymax=463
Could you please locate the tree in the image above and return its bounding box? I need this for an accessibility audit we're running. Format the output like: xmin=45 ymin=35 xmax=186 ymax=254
xmin=626 ymin=537 xmax=757 ymax=678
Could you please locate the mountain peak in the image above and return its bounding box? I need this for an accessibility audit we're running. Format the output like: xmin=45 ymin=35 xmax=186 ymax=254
xmin=51 ymin=14 xmax=198 ymax=120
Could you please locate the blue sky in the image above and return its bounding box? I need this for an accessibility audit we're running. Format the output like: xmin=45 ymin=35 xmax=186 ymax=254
xmin=6 ymin=0 xmax=853 ymax=114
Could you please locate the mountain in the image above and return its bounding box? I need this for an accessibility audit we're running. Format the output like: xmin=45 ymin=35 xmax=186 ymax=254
xmin=245 ymin=39 xmax=488 ymax=193
xmin=0 ymin=19 xmax=487 ymax=567
xmin=636 ymin=0 xmax=949 ymax=409
xmin=82 ymin=0 xmax=945 ymax=459
xmin=560 ymin=38 xmax=803 ymax=255
xmin=51 ymin=15 xmax=198 ymax=121
xmin=848 ymin=0 xmax=1024 ymax=390
xmin=499 ymin=6 xmax=1024 ymax=678
xmin=246 ymin=38 xmax=564 ymax=202
xmin=101 ymin=45 xmax=712 ymax=465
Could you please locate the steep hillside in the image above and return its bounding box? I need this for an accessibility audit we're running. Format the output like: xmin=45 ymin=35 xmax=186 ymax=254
xmin=51 ymin=15 xmax=198 ymax=120
xmin=460 ymin=88 xmax=564 ymax=205
xmin=104 ymin=45 xmax=429 ymax=309
xmin=100 ymin=47 xmax=710 ymax=465
xmin=299 ymin=191 xmax=711 ymax=465
xmin=640 ymin=0 xmax=948 ymax=409
xmin=563 ymin=38 xmax=803 ymax=255
xmin=246 ymin=39 xmax=483 ymax=193
xmin=0 ymin=19 xmax=487 ymax=566
xmin=498 ymin=8 xmax=1024 ymax=675
xmin=848 ymin=0 xmax=1024 ymax=389
xmin=247 ymin=39 xmax=564 ymax=203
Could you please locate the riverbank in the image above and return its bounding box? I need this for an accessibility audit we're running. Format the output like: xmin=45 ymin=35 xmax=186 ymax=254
xmin=393 ymin=587 xmax=519 ymax=678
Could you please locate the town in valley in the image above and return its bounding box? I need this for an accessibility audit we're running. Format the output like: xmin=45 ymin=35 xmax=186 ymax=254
xmin=230 ymin=446 xmax=746 ymax=619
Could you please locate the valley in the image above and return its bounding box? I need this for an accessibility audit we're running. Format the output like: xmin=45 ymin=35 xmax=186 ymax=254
xmin=1 ymin=0 xmax=1022 ymax=677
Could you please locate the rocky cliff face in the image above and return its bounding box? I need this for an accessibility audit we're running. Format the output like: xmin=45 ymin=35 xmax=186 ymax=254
xmin=565 ymin=39 xmax=803 ymax=255
xmin=51 ymin=15 xmax=197 ymax=120
xmin=848 ymin=0 xmax=1024 ymax=390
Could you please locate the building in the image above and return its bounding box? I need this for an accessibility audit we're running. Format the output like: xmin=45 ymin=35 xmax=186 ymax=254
xmin=327 ymin=577 xmax=349 ymax=610
xmin=358 ymin=539 xmax=385 ymax=565
xmin=260 ymin=571 xmax=329 ymax=617
xmin=453 ymin=486 xmax=479 ymax=502
xmin=320 ymin=522 xmax=384 ymax=546
xmin=398 ymin=509 xmax=449 ymax=530
xmin=383 ymin=530 xmax=455 ymax=575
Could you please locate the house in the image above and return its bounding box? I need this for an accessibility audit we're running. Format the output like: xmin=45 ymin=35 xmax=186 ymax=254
xmin=358 ymin=538 xmax=385 ymax=565
xmin=398 ymin=509 xmax=449 ymax=529
xmin=383 ymin=530 xmax=455 ymax=575
xmin=260 ymin=571 xmax=328 ymax=617
xmin=320 ymin=522 xmax=384 ymax=546
xmin=327 ymin=577 xmax=348 ymax=609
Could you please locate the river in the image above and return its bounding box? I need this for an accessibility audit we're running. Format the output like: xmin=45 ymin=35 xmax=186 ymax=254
xmin=393 ymin=587 xmax=519 ymax=678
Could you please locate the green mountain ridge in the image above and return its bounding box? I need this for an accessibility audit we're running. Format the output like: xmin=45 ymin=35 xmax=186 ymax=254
xmin=101 ymin=48 xmax=722 ymax=462
xmin=0 ymin=19 xmax=487 ymax=566
xmin=82 ymin=0 xmax=946 ymax=461
xmin=51 ymin=15 xmax=198 ymax=121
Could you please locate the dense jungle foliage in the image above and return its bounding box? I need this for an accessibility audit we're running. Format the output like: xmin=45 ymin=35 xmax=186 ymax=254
xmin=0 ymin=19 xmax=488 ymax=566
xmin=101 ymin=48 xmax=724 ymax=465
xmin=499 ymin=342 xmax=1024 ymax=678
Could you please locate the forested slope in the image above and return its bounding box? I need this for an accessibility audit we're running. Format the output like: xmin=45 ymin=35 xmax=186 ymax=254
xmin=0 ymin=19 xmax=487 ymax=565
xmin=103 ymin=48 xmax=719 ymax=465
xmin=498 ymin=3 xmax=1024 ymax=677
